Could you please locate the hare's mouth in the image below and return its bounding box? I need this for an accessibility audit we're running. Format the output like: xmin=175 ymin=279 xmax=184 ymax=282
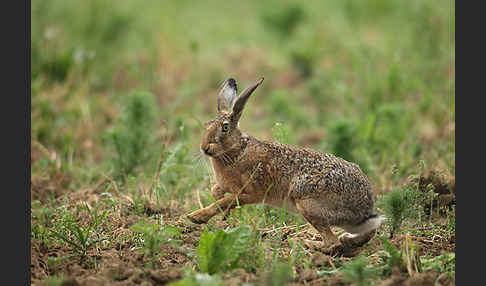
xmin=203 ymin=146 xmax=213 ymax=156
xmin=201 ymin=144 xmax=215 ymax=156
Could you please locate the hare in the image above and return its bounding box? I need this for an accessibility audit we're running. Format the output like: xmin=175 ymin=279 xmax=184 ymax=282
xmin=187 ymin=77 xmax=384 ymax=255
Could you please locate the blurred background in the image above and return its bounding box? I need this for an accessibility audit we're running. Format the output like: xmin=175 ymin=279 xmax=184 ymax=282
xmin=31 ymin=0 xmax=455 ymax=200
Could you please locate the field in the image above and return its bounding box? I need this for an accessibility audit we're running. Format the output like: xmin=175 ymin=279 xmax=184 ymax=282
xmin=31 ymin=1 xmax=455 ymax=285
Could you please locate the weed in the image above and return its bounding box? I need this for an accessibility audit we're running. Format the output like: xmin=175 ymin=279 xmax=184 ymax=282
xmin=421 ymin=252 xmax=455 ymax=275
xmin=379 ymin=237 xmax=406 ymax=276
xmin=261 ymin=3 xmax=306 ymax=39
xmin=51 ymin=204 xmax=107 ymax=258
xmin=340 ymin=256 xmax=377 ymax=286
xmin=327 ymin=119 xmax=358 ymax=163
xmin=376 ymin=187 xmax=423 ymax=238
xmin=41 ymin=275 xmax=68 ymax=286
xmin=271 ymin=122 xmax=295 ymax=146
xmin=197 ymin=226 xmax=252 ymax=275
xmin=264 ymin=262 xmax=293 ymax=286
xmin=168 ymin=271 xmax=224 ymax=286
xmin=130 ymin=219 xmax=182 ymax=269
xmin=105 ymin=91 xmax=158 ymax=180
xmin=269 ymin=90 xmax=309 ymax=129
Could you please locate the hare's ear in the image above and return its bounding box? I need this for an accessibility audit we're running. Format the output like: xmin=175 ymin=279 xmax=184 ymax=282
xmin=217 ymin=78 xmax=238 ymax=113
xmin=230 ymin=77 xmax=264 ymax=123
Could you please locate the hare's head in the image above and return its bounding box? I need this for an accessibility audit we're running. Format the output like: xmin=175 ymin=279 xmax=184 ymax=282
xmin=200 ymin=77 xmax=264 ymax=158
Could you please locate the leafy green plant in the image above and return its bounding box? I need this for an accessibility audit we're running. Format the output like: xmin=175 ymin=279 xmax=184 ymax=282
xmin=340 ymin=256 xmax=377 ymax=286
xmin=106 ymin=91 xmax=157 ymax=180
xmin=376 ymin=187 xmax=423 ymax=237
xmin=51 ymin=204 xmax=107 ymax=258
xmin=380 ymin=237 xmax=406 ymax=276
xmin=264 ymin=262 xmax=293 ymax=286
xmin=327 ymin=119 xmax=358 ymax=162
xmin=197 ymin=226 xmax=251 ymax=275
xmin=168 ymin=271 xmax=224 ymax=286
xmin=421 ymin=252 xmax=455 ymax=274
xmin=41 ymin=275 xmax=68 ymax=286
xmin=269 ymin=90 xmax=309 ymax=128
xmin=261 ymin=3 xmax=306 ymax=39
xmin=130 ymin=219 xmax=181 ymax=269
xmin=271 ymin=122 xmax=295 ymax=145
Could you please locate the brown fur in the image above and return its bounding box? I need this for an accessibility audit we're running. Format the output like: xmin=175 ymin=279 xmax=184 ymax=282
xmin=187 ymin=77 xmax=382 ymax=255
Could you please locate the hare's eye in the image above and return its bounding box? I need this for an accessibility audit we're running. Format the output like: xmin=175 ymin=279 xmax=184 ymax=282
xmin=222 ymin=122 xmax=229 ymax=132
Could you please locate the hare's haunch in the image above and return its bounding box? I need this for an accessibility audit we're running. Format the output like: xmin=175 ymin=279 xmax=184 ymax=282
xmin=187 ymin=77 xmax=384 ymax=255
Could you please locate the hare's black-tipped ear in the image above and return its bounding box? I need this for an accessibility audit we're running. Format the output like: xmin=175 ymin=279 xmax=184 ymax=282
xmin=217 ymin=78 xmax=238 ymax=113
xmin=230 ymin=77 xmax=264 ymax=123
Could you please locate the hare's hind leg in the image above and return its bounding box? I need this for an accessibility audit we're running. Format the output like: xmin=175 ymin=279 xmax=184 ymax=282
xmin=338 ymin=230 xmax=376 ymax=248
xmin=295 ymin=200 xmax=363 ymax=256
xmin=294 ymin=200 xmax=339 ymax=250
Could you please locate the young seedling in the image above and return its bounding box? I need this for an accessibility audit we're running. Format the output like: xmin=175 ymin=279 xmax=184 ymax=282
xmin=340 ymin=256 xmax=377 ymax=286
xmin=380 ymin=236 xmax=406 ymax=276
xmin=130 ymin=219 xmax=181 ymax=269
xmin=51 ymin=204 xmax=108 ymax=259
xmin=106 ymin=91 xmax=157 ymax=181
xmin=196 ymin=226 xmax=251 ymax=275
xmin=376 ymin=187 xmax=422 ymax=238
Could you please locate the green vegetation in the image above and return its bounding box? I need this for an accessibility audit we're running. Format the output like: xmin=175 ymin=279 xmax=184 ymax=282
xmin=376 ymin=187 xmax=423 ymax=238
xmin=130 ymin=220 xmax=182 ymax=269
xmin=168 ymin=272 xmax=224 ymax=286
xmin=197 ymin=226 xmax=252 ymax=275
xmin=380 ymin=237 xmax=407 ymax=275
xmin=340 ymin=256 xmax=377 ymax=286
xmin=50 ymin=204 xmax=107 ymax=258
xmin=106 ymin=91 xmax=158 ymax=180
xmin=31 ymin=0 xmax=454 ymax=285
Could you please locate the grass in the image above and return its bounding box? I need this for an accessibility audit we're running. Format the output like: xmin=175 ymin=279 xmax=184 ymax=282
xmin=31 ymin=0 xmax=454 ymax=285
xmin=52 ymin=204 xmax=106 ymax=254
xmin=130 ymin=219 xmax=182 ymax=269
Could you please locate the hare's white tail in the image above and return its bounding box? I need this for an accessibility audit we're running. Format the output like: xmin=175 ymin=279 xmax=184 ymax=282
xmin=344 ymin=214 xmax=385 ymax=235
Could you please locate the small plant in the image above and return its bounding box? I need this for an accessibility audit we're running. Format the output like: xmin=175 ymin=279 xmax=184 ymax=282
xmin=271 ymin=122 xmax=295 ymax=145
xmin=51 ymin=204 xmax=107 ymax=258
xmin=264 ymin=262 xmax=293 ymax=286
xmin=196 ymin=226 xmax=251 ymax=275
xmin=41 ymin=275 xmax=68 ymax=286
xmin=421 ymin=252 xmax=455 ymax=275
xmin=168 ymin=271 xmax=224 ymax=286
xmin=376 ymin=187 xmax=423 ymax=238
xmin=327 ymin=119 xmax=358 ymax=162
xmin=269 ymin=90 xmax=309 ymax=128
xmin=340 ymin=256 xmax=377 ymax=286
xmin=261 ymin=3 xmax=306 ymax=39
xmin=130 ymin=219 xmax=181 ymax=269
xmin=380 ymin=237 xmax=406 ymax=276
xmin=106 ymin=91 xmax=157 ymax=180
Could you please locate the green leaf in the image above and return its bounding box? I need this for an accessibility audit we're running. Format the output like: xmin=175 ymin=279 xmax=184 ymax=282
xmin=196 ymin=226 xmax=251 ymax=274
xmin=51 ymin=230 xmax=83 ymax=250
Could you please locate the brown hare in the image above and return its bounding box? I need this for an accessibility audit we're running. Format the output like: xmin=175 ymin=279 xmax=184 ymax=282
xmin=187 ymin=77 xmax=384 ymax=255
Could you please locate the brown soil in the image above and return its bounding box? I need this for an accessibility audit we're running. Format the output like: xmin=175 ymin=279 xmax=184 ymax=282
xmin=31 ymin=174 xmax=455 ymax=286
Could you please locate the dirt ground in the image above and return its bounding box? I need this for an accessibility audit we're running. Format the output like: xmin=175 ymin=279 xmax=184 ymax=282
xmin=31 ymin=168 xmax=455 ymax=286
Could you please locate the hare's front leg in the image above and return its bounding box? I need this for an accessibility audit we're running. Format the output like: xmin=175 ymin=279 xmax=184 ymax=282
xmin=211 ymin=185 xmax=226 ymax=200
xmin=186 ymin=193 xmax=262 ymax=224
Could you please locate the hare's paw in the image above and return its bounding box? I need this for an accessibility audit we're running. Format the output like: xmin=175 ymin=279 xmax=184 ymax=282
xmin=323 ymin=243 xmax=359 ymax=257
xmin=186 ymin=210 xmax=211 ymax=224
xmin=303 ymin=239 xmax=360 ymax=257
xmin=303 ymin=239 xmax=339 ymax=252
xmin=303 ymin=239 xmax=326 ymax=250
xmin=211 ymin=185 xmax=226 ymax=200
xmin=338 ymin=232 xmax=358 ymax=246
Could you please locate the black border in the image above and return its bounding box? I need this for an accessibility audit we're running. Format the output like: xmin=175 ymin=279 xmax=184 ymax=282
xmin=2 ymin=0 xmax=30 ymax=284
